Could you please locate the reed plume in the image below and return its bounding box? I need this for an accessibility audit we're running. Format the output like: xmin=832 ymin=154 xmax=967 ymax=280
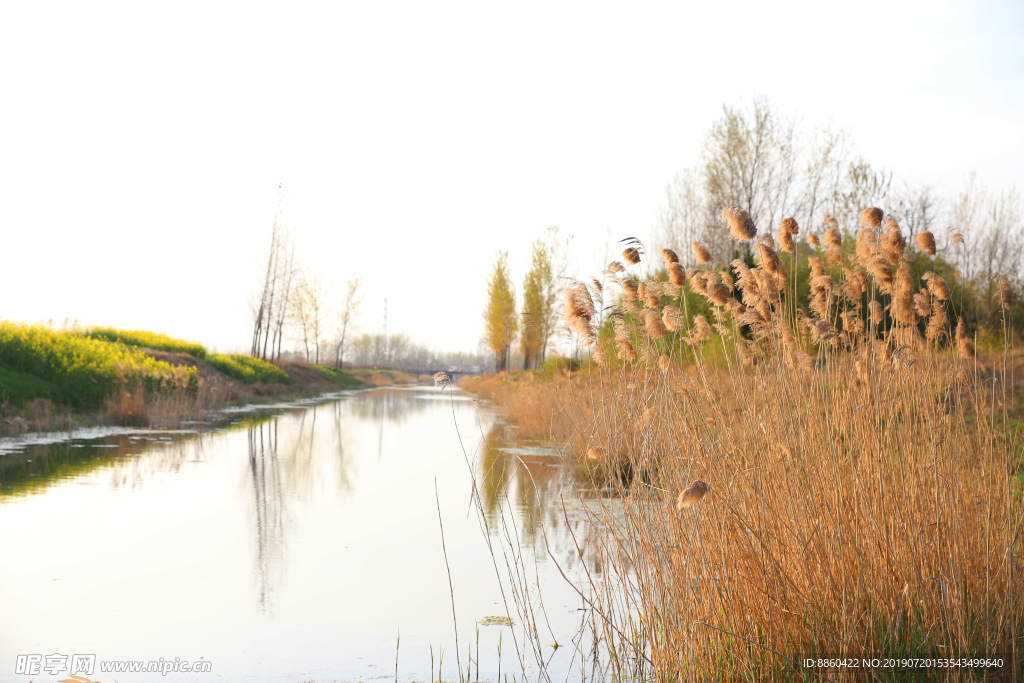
xmin=892 ymin=263 xmax=918 ymax=325
xmin=860 ymin=206 xmax=884 ymax=229
xmin=706 ymin=283 xmax=731 ymax=307
xmin=613 ymin=322 xmax=637 ymax=359
xmin=667 ymin=262 xmax=686 ymax=287
xmin=956 ymin=320 xmax=976 ymax=358
xmin=914 ymin=230 xmax=937 ymax=255
xmin=660 ymin=248 xmax=680 ymax=265
xmin=780 ymin=216 xmax=799 ymax=234
xmin=621 ymin=279 xmax=639 ymax=300
xmin=824 ymin=225 xmax=842 ymax=248
xmin=914 ymin=289 xmax=931 ymax=318
xmin=926 ymin=299 xmax=948 ymax=341
xmin=855 ymin=228 xmax=878 ymax=263
xmin=563 ymin=281 xmax=597 ymax=345
xmin=869 ymin=299 xmax=884 ymax=325
xmin=676 ymin=480 xmax=709 ymax=509
xmin=658 ymin=354 xmax=670 ymax=373
xmin=644 ymin=287 xmax=660 ymax=309
xmin=688 ymin=315 xmax=712 ymax=344
xmin=808 ymin=257 xmax=825 ymax=279
xmin=842 ymin=268 xmax=867 ymax=303
xmin=923 ymin=271 xmax=951 ymax=300
xmin=692 ymin=242 xmax=712 ymax=264
xmin=755 ymin=242 xmax=782 ymax=274
xmin=622 ymin=247 xmax=641 ymax=265
xmin=808 ymin=233 xmax=820 ymax=247
xmin=722 ymin=205 xmax=756 ymax=240
xmin=881 ymin=216 xmax=907 ymax=265
xmin=662 ymin=306 xmax=681 ymax=331
xmin=688 ymin=270 xmax=708 ymax=295
xmin=643 ymin=309 xmax=665 ymax=338
xmin=866 ymin=256 xmax=894 ymax=294
xmin=995 ymin=277 xmax=1011 ymax=311
xmin=778 ymin=229 xmax=795 ymax=253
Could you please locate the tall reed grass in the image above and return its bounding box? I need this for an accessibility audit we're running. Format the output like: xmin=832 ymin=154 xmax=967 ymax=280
xmin=472 ymin=211 xmax=1024 ymax=680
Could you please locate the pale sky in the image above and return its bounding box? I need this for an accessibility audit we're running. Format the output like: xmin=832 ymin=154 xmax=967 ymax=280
xmin=2 ymin=1 xmax=1021 ymax=355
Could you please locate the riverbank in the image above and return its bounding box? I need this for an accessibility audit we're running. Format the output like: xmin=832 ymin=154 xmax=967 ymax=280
xmin=0 ymin=322 xmax=418 ymax=436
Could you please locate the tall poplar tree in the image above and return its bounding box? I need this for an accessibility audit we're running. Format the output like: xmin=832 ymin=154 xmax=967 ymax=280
xmin=520 ymin=266 xmax=542 ymax=370
xmin=483 ymin=251 xmax=518 ymax=372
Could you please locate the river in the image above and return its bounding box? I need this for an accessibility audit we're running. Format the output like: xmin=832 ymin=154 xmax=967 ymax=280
xmin=0 ymin=386 xmax=612 ymax=682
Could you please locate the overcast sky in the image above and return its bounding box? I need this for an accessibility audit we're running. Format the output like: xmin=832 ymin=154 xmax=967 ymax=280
xmin=1 ymin=0 xmax=1021 ymax=355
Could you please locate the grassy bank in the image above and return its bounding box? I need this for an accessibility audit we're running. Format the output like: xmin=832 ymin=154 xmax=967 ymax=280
xmin=462 ymin=224 xmax=1024 ymax=679
xmin=0 ymin=323 xmax=416 ymax=436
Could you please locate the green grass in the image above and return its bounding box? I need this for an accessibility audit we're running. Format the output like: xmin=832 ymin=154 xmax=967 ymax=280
xmin=83 ymin=327 xmax=208 ymax=359
xmin=0 ymin=364 xmax=77 ymax=407
xmin=311 ymin=364 xmax=365 ymax=389
xmin=0 ymin=322 xmax=197 ymax=408
xmin=205 ymin=353 xmax=290 ymax=384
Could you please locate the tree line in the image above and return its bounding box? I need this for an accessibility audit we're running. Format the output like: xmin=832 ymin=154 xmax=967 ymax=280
xmin=481 ymin=99 xmax=1021 ymax=367
xmin=482 ymin=227 xmax=572 ymax=372
xmin=345 ymin=332 xmax=486 ymax=371
xmin=249 ymin=201 xmax=364 ymax=367
xmin=655 ymin=97 xmax=1021 ymax=329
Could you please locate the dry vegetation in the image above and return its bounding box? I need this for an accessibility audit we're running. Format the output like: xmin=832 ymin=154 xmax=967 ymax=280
xmin=462 ymin=209 xmax=1024 ymax=680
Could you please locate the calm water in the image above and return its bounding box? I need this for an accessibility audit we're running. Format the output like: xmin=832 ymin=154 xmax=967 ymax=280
xmin=0 ymin=386 xmax=607 ymax=682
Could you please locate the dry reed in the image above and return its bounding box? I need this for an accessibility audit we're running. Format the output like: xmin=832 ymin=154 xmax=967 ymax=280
xmin=490 ymin=202 xmax=1024 ymax=681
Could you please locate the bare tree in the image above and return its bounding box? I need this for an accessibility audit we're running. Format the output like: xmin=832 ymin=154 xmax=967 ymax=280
xmin=251 ymin=201 xmax=292 ymax=360
xmin=701 ymin=97 xmax=798 ymax=249
xmin=654 ymin=169 xmax=713 ymax=261
xmin=290 ymin=271 xmax=314 ymax=362
xmin=535 ymin=227 xmax=572 ymax=363
xmin=832 ymin=158 xmax=892 ymax=231
xmin=353 ymin=334 xmax=372 ymax=366
xmin=656 ymin=98 xmax=813 ymax=264
xmin=798 ymin=125 xmax=851 ymax=233
xmin=289 ymin=269 xmax=332 ymax=364
xmin=891 ymin=182 xmax=940 ymax=242
xmin=333 ymin=277 xmax=363 ymax=368
xmin=307 ymin=273 xmax=331 ymax=365
xmin=952 ymin=174 xmax=1023 ymax=314
xmin=269 ymin=237 xmax=298 ymax=361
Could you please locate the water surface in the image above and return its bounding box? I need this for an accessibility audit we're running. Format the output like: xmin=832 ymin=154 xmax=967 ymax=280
xmin=0 ymin=387 xmax=605 ymax=682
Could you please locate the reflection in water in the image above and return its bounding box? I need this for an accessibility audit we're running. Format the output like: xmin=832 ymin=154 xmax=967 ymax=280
xmin=478 ymin=424 xmax=569 ymax=550
xmin=0 ymin=387 xmax=615 ymax=681
xmin=0 ymin=432 xmax=202 ymax=499
xmin=346 ymin=387 xmax=434 ymax=425
xmin=248 ymin=422 xmax=285 ymax=614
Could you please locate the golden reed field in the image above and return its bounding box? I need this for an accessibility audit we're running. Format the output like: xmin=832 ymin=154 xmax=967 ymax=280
xmin=463 ymin=207 xmax=1023 ymax=681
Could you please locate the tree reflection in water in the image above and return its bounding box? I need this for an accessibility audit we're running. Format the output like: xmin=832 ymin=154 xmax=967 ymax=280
xmin=247 ymin=421 xmax=284 ymax=615
xmin=475 ymin=422 xmax=613 ymax=575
